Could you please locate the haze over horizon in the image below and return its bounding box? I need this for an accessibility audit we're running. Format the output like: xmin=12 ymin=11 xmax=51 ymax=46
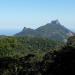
xmin=0 ymin=0 xmax=75 ymax=35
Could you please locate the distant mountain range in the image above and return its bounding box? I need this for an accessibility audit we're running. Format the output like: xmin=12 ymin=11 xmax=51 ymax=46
xmin=15 ymin=20 xmax=74 ymax=41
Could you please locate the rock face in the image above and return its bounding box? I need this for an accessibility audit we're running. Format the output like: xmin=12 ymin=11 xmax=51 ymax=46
xmin=15 ymin=20 xmax=74 ymax=41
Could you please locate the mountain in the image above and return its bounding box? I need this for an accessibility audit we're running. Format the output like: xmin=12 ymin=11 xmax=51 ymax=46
xmin=16 ymin=27 xmax=34 ymax=36
xmin=15 ymin=20 xmax=74 ymax=41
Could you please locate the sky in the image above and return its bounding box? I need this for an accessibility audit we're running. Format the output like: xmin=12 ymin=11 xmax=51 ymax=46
xmin=0 ymin=0 xmax=75 ymax=35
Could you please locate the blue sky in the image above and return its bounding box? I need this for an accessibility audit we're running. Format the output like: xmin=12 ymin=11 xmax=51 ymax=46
xmin=0 ymin=0 xmax=75 ymax=35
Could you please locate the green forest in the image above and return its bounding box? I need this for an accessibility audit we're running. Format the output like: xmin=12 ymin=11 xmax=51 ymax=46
xmin=0 ymin=36 xmax=63 ymax=58
xmin=0 ymin=36 xmax=75 ymax=75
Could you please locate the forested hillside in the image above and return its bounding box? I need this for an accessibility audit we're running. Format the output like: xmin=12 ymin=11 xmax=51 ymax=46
xmin=0 ymin=36 xmax=74 ymax=75
xmin=0 ymin=36 xmax=63 ymax=58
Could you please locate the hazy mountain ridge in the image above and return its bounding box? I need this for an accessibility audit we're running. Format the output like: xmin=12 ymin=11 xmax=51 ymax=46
xmin=15 ymin=20 xmax=74 ymax=41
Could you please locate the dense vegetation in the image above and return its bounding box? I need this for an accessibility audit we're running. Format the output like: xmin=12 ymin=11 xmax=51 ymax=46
xmin=0 ymin=36 xmax=63 ymax=58
xmin=0 ymin=36 xmax=75 ymax=75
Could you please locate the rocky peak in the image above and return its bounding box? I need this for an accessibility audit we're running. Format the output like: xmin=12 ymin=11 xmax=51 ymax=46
xmin=51 ymin=20 xmax=60 ymax=25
